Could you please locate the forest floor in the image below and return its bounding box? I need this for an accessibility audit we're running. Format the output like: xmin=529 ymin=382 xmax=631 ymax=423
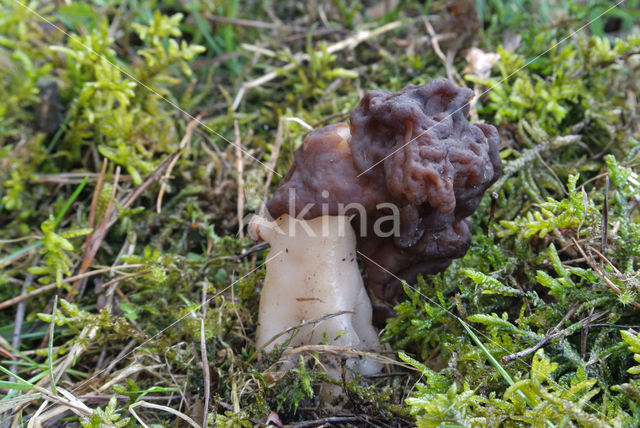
xmin=1 ymin=0 xmax=640 ymax=426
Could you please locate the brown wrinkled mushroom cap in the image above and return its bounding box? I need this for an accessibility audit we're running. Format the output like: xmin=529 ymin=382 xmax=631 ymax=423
xmin=265 ymin=78 xmax=501 ymax=319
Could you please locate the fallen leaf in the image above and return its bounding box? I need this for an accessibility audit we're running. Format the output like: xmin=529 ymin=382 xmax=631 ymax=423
xmin=463 ymin=47 xmax=500 ymax=78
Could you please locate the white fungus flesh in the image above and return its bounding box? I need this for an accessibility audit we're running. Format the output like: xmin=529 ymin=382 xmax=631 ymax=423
xmin=249 ymin=214 xmax=382 ymax=376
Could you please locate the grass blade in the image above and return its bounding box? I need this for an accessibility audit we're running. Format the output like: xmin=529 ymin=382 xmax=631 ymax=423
xmin=458 ymin=317 xmax=515 ymax=385
xmin=0 ymin=241 xmax=42 ymax=267
xmin=54 ymin=176 xmax=89 ymax=229
xmin=0 ymin=364 xmax=33 ymax=386
xmin=459 ymin=318 xmax=540 ymax=412
xmin=0 ymin=381 xmax=35 ymax=391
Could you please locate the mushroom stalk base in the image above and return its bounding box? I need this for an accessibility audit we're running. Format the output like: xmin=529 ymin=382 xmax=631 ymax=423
xmin=250 ymin=214 xmax=382 ymax=377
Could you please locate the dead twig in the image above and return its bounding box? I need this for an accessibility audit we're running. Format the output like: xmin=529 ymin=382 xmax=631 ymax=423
xmin=234 ymin=119 xmax=245 ymax=238
xmin=0 ymin=265 xmax=142 ymax=311
xmin=572 ymin=237 xmax=640 ymax=310
xmin=422 ymin=17 xmax=463 ymax=86
xmin=502 ymin=309 xmax=604 ymax=364
xmin=200 ymin=287 xmax=210 ymax=428
xmin=66 ymin=163 xmax=119 ymax=301
xmin=588 ymin=245 xmax=621 ymax=276
xmin=237 ymin=242 xmax=269 ymax=261
xmin=156 ymin=115 xmax=201 ymax=213
xmin=100 ymin=269 xmax=151 ymax=289
xmin=501 ymin=332 xmax=565 ymax=364
xmin=585 ymin=323 xmax=640 ymax=329
xmin=117 ymin=151 xmax=182 ymax=217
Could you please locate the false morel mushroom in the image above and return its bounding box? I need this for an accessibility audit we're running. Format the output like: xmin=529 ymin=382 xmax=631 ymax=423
xmin=250 ymin=78 xmax=501 ymax=393
xmin=264 ymin=78 xmax=501 ymax=319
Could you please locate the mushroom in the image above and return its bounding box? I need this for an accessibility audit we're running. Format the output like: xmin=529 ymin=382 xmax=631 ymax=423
xmin=250 ymin=123 xmax=383 ymax=381
xmin=251 ymin=78 xmax=501 ymax=375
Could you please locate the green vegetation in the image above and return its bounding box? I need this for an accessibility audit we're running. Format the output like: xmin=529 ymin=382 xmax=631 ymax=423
xmin=1 ymin=0 xmax=640 ymax=426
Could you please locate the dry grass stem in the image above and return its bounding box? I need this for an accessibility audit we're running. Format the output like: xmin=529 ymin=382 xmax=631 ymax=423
xmin=156 ymin=115 xmax=201 ymax=213
xmin=572 ymin=237 xmax=640 ymax=310
xmin=129 ymin=400 xmax=200 ymax=428
xmin=66 ymin=164 xmax=120 ymax=301
xmin=281 ymin=345 xmax=403 ymax=368
xmin=422 ymin=17 xmax=463 ymax=85
xmin=98 ymin=363 xmax=164 ymax=392
xmin=232 ymin=21 xmax=403 ymax=110
xmin=32 ymin=173 xmax=133 ymax=184
xmin=200 ymin=287 xmax=210 ymax=428
xmin=234 ymin=119 xmax=245 ymax=238
xmin=0 ymin=265 xmax=143 ymax=310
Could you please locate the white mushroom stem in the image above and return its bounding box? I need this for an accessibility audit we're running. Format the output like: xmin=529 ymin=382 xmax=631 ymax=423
xmin=249 ymin=214 xmax=382 ymax=376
